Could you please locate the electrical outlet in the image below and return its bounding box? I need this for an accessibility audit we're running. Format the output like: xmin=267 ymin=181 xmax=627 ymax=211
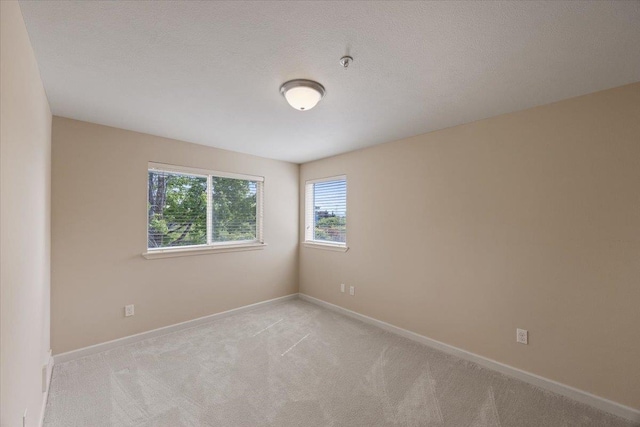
xmin=349 ymin=285 xmax=355 ymax=296
xmin=517 ymin=328 xmax=528 ymax=344
xmin=340 ymin=283 xmax=345 ymax=293
xmin=125 ymin=304 xmax=135 ymax=317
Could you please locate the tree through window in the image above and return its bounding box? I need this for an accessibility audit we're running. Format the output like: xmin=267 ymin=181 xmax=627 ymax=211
xmin=147 ymin=164 xmax=263 ymax=250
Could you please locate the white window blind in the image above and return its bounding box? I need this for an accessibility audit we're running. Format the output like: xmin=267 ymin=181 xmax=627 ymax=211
xmin=147 ymin=163 xmax=263 ymax=250
xmin=305 ymin=176 xmax=347 ymax=245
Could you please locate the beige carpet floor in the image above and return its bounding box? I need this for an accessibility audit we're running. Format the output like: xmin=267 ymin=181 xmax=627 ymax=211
xmin=44 ymin=298 xmax=637 ymax=426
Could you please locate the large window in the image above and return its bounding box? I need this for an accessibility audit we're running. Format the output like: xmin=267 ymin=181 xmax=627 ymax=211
xmin=304 ymin=176 xmax=347 ymax=246
xmin=147 ymin=163 xmax=263 ymax=251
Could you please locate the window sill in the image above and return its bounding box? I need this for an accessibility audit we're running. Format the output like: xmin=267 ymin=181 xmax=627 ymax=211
xmin=142 ymin=242 xmax=267 ymax=259
xmin=303 ymin=241 xmax=349 ymax=252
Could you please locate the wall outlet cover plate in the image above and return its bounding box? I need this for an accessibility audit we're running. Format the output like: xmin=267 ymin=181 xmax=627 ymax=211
xmin=517 ymin=328 xmax=528 ymax=344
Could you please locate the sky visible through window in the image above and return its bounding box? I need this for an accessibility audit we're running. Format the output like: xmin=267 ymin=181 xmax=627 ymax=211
xmin=313 ymin=180 xmax=346 ymax=216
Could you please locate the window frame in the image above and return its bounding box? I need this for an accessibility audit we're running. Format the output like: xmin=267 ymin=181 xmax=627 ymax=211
xmin=304 ymin=175 xmax=348 ymax=252
xmin=143 ymin=162 xmax=265 ymax=259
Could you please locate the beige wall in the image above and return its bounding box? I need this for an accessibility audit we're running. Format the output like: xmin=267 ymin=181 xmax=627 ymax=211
xmin=299 ymin=83 xmax=640 ymax=409
xmin=1 ymin=2 xmax=52 ymax=426
xmin=51 ymin=117 xmax=298 ymax=354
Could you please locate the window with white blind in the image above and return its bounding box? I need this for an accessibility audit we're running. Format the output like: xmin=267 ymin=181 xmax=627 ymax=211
xmin=304 ymin=176 xmax=347 ymax=248
xmin=146 ymin=163 xmax=264 ymax=254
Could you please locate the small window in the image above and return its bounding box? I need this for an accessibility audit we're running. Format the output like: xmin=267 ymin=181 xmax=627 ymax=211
xmin=147 ymin=163 xmax=263 ymax=251
xmin=305 ymin=176 xmax=347 ymax=246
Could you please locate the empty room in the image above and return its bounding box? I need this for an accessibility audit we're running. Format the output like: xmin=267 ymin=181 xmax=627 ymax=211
xmin=1 ymin=1 xmax=639 ymax=426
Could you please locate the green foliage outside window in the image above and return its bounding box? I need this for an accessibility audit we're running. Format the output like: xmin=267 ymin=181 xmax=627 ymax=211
xmin=148 ymin=173 xmax=207 ymax=248
xmin=211 ymin=177 xmax=257 ymax=242
xmin=315 ymin=215 xmax=346 ymax=243
xmin=148 ymin=171 xmax=257 ymax=249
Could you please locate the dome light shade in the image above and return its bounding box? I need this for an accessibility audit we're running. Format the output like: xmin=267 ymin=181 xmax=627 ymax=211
xmin=280 ymin=79 xmax=325 ymax=111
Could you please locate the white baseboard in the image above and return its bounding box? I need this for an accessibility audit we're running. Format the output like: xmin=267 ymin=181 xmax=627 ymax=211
xmin=39 ymin=349 xmax=54 ymax=427
xmin=299 ymin=293 xmax=640 ymax=423
xmin=53 ymin=294 xmax=298 ymax=364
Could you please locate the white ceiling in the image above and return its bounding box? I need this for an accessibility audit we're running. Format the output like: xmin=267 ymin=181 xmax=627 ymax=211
xmin=19 ymin=1 xmax=640 ymax=163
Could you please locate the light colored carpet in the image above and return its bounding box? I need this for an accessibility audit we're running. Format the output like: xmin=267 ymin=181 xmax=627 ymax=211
xmin=44 ymin=299 xmax=636 ymax=427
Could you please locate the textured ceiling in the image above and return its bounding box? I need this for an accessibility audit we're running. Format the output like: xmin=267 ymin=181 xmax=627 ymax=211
xmin=19 ymin=1 xmax=640 ymax=163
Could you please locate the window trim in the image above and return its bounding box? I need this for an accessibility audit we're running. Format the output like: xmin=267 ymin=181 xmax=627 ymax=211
xmin=303 ymin=241 xmax=349 ymax=252
xmin=304 ymin=174 xmax=348 ymax=250
xmin=148 ymin=162 xmax=265 ymax=183
xmin=144 ymin=162 xmax=265 ymax=258
xmin=142 ymin=241 xmax=266 ymax=259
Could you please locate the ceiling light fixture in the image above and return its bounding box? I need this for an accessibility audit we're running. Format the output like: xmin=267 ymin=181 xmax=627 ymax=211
xmin=280 ymin=79 xmax=325 ymax=111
